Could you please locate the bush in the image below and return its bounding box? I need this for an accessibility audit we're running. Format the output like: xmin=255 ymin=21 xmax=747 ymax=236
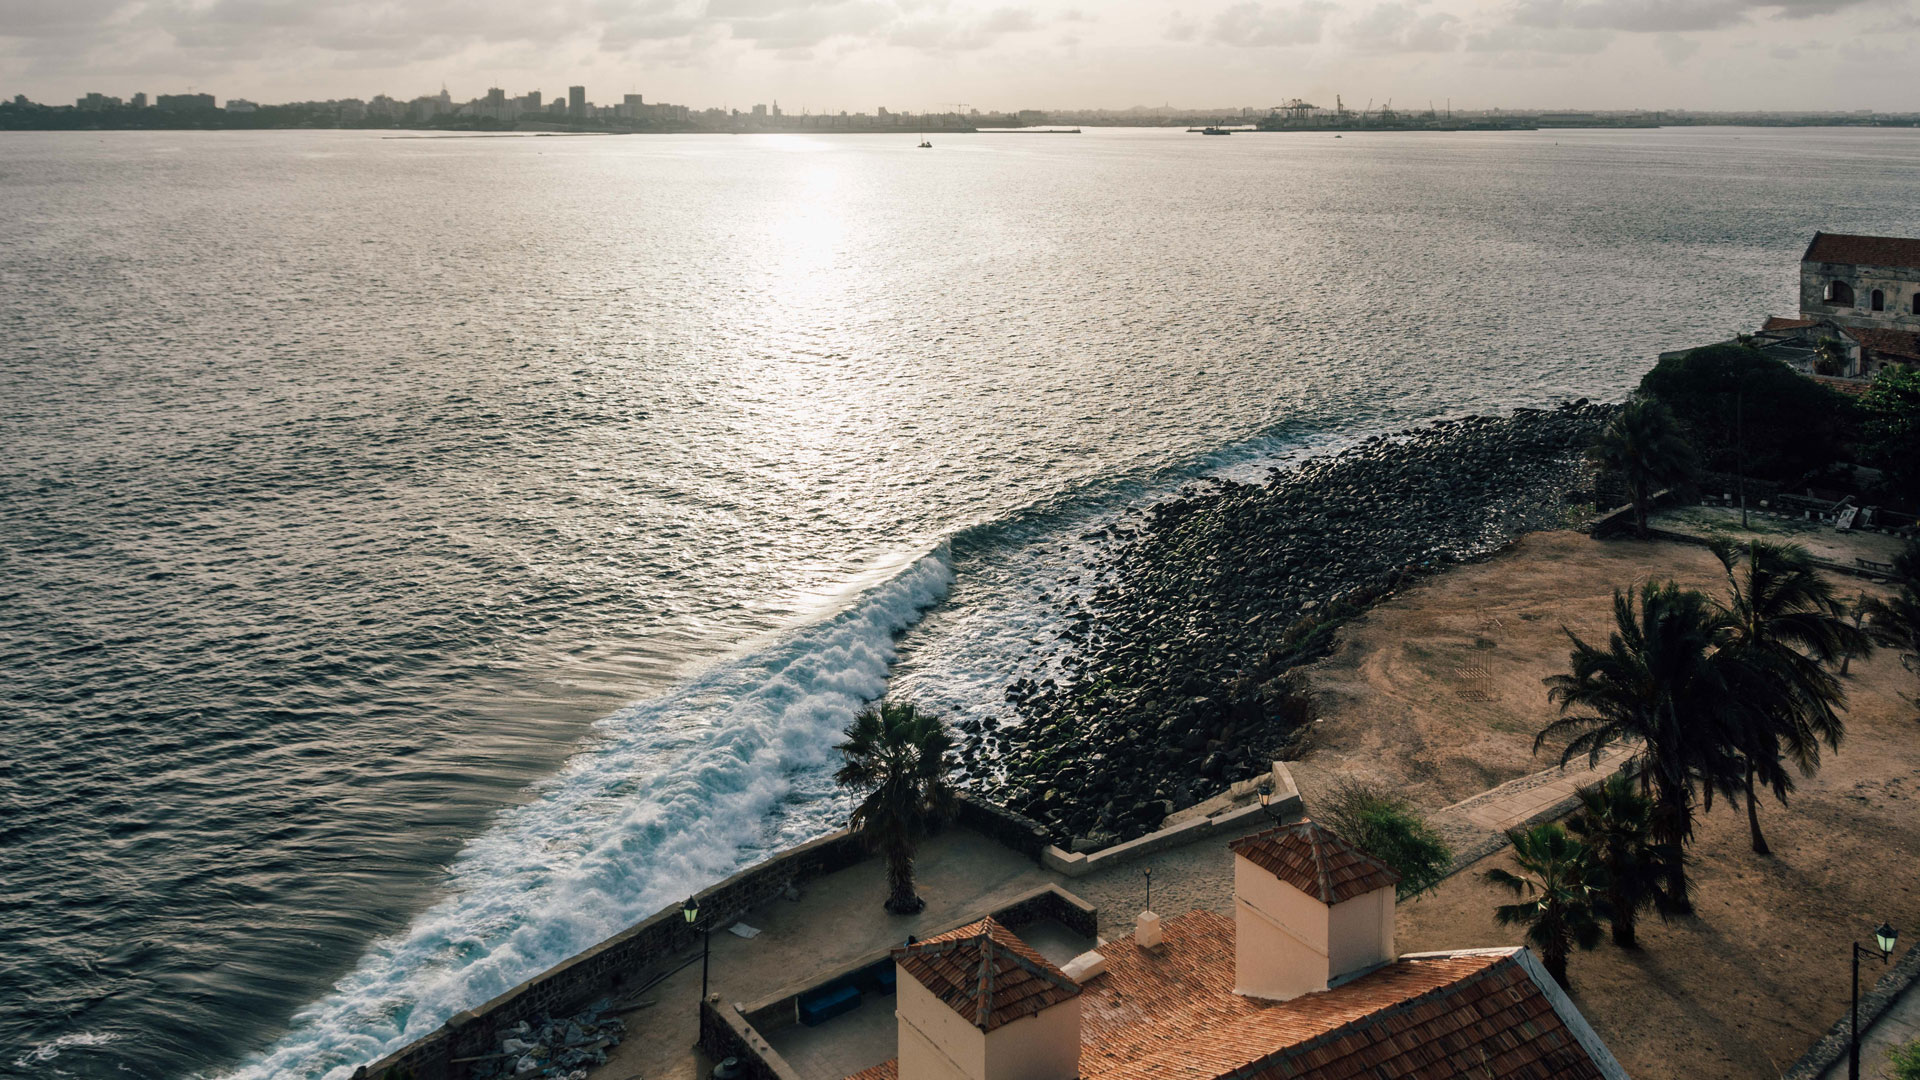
xmin=1890 ymin=1040 xmax=1920 ymax=1080
xmin=1857 ymin=365 xmax=1920 ymax=502
xmin=1639 ymin=344 xmax=1855 ymax=482
xmin=1318 ymin=779 xmax=1454 ymax=899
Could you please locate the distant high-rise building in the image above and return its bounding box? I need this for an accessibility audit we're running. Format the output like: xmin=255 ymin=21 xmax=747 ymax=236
xmin=77 ymin=92 xmax=121 ymax=109
xmin=751 ymin=103 xmax=766 ymax=118
xmin=527 ymin=90 xmax=541 ymax=110
xmin=568 ymin=85 xmax=585 ymax=117
xmin=772 ymin=100 xmax=781 ymax=118
xmin=224 ymin=99 xmax=258 ymax=113
xmin=131 ymin=92 xmax=147 ymax=108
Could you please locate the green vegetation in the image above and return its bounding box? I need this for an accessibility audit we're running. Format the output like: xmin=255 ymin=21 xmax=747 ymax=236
xmin=1710 ymin=540 xmax=1866 ymax=854
xmin=1888 ymin=1040 xmax=1920 ymax=1080
xmin=1637 ymin=343 xmax=1853 ymax=483
xmin=1565 ymin=774 xmax=1669 ymax=949
xmin=1857 ymin=366 xmax=1920 ymax=502
xmin=834 ymin=701 xmax=957 ymax=914
xmin=1319 ymin=779 xmax=1453 ymax=900
xmin=1536 ymin=542 xmax=1862 ymax=919
xmin=1540 ymin=582 xmax=1735 ymax=912
xmin=1587 ymin=396 xmax=1698 ymax=538
xmin=1484 ymin=823 xmax=1604 ymax=990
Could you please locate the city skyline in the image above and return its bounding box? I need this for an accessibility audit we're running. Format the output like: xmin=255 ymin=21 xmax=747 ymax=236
xmin=4 ymin=0 xmax=1919 ymax=114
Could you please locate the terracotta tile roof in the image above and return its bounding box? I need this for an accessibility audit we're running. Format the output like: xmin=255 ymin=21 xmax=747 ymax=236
xmin=1844 ymin=326 xmax=1920 ymax=362
xmin=1762 ymin=316 xmax=1820 ymax=332
xmin=1803 ymin=232 xmax=1920 ymax=269
xmin=1228 ymin=819 xmax=1400 ymax=904
xmin=845 ymin=912 xmax=1618 ymax=1080
xmin=1078 ymin=911 xmax=1611 ymax=1080
xmin=891 ymin=916 xmax=1081 ymax=1032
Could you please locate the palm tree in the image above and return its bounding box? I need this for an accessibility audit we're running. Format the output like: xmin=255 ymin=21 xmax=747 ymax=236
xmin=834 ymin=701 xmax=957 ymax=914
xmin=1566 ymin=773 xmax=1668 ymax=948
xmin=1484 ymin=823 xmax=1605 ymax=990
xmin=1710 ymin=540 xmax=1867 ymax=854
xmin=1588 ymin=397 xmax=1698 ymax=539
xmin=1540 ymin=582 xmax=1742 ymax=913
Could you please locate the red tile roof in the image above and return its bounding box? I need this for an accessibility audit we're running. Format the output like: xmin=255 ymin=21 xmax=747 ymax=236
xmin=1228 ymin=819 xmax=1400 ymax=904
xmin=1762 ymin=316 xmax=1820 ymax=332
xmin=891 ymin=917 xmax=1081 ymax=1032
xmin=1844 ymin=326 xmax=1920 ymax=362
xmin=1803 ymin=232 xmax=1920 ymax=269
xmin=847 ymin=912 xmax=1618 ymax=1080
xmin=1080 ymin=912 xmax=1610 ymax=1080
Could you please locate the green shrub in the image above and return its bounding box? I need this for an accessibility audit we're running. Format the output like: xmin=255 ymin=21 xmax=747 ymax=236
xmin=1889 ymin=1039 xmax=1920 ymax=1080
xmin=1318 ymin=779 xmax=1453 ymax=900
xmin=1638 ymin=343 xmax=1855 ymax=482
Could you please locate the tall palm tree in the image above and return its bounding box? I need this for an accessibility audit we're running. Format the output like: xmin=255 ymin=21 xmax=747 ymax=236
xmin=1566 ymin=773 xmax=1669 ymax=948
xmin=1540 ymin=582 xmax=1741 ymax=913
xmin=834 ymin=701 xmax=956 ymax=914
xmin=1710 ymin=540 xmax=1867 ymax=854
xmin=1588 ymin=396 xmax=1698 ymax=539
xmin=1484 ymin=823 xmax=1605 ymax=990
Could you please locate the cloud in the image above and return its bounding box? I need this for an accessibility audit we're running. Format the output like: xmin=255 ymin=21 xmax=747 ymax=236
xmin=1164 ymin=10 xmax=1201 ymax=40
xmin=1464 ymin=23 xmax=1611 ymax=52
xmin=1656 ymin=31 xmax=1701 ymax=60
xmin=1342 ymin=1 xmax=1461 ymax=51
xmin=886 ymin=5 xmax=1040 ymax=50
xmin=1507 ymin=0 xmax=1873 ymax=33
xmin=1206 ymin=1 xmax=1336 ymax=46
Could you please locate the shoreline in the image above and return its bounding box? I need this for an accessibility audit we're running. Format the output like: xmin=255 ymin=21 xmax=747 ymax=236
xmin=956 ymin=402 xmax=1613 ymax=849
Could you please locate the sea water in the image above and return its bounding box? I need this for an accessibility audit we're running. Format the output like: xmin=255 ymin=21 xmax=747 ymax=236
xmin=3 ymin=126 xmax=1916 ymax=1078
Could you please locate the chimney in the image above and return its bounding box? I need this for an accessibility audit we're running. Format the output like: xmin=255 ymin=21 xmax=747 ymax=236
xmin=891 ymin=918 xmax=1082 ymax=1080
xmin=1226 ymin=819 xmax=1399 ymax=1001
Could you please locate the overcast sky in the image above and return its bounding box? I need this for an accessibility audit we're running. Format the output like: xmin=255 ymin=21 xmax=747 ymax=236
xmin=4 ymin=0 xmax=1916 ymax=112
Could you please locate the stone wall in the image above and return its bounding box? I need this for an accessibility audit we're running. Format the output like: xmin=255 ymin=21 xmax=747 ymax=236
xmin=1801 ymin=261 xmax=1920 ymax=333
xmin=357 ymin=827 xmax=870 ymax=1080
xmin=952 ymin=793 xmax=1051 ymax=857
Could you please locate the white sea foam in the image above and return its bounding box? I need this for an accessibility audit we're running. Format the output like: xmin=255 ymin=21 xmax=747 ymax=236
xmin=14 ymin=1030 xmax=121 ymax=1067
xmin=212 ymin=550 xmax=954 ymax=1080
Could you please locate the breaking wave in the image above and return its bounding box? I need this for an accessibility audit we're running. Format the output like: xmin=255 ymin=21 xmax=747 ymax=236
xmin=214 ymin=550 xmax=955 ymax=1080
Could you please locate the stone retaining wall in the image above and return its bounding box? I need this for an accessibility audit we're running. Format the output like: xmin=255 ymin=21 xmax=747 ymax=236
xmin=357 ymin=827 xmax=871 ymax=1080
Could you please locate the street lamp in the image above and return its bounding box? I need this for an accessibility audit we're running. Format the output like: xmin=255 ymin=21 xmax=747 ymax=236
xmin=1850 ymin=920 xmax=1899 ymax=1080
xmin=683 ymin=896 xmax=710 ymax=1002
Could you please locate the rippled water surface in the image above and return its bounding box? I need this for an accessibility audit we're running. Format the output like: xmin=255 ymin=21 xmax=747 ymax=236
xmin=3 ymin=126 xmax=1917 ymax=1078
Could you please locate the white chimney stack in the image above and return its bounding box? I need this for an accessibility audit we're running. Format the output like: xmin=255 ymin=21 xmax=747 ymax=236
xmin=1227 ymin=819 xmax=1399 ymax=1002
xmin=891 ymin=917 xmax=1083 ymax=1080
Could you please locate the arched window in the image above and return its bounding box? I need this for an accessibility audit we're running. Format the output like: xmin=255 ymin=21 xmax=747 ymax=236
xmin=1827 ymin=280 xmax=1855 ymax=306
xmin=1871 ymin=289 xmax=1885 ymax=312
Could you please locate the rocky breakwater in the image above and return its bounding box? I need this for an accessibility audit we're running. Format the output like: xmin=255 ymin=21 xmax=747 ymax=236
xmin=955 ymin=403 xmax=1612 ymax=851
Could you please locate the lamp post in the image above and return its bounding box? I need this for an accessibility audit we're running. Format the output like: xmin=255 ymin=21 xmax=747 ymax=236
xmin=683 ymin=896 xmax=710 ymax=1002
xmin=1142 ymin=866 xmax=1152 ymax=914
xmin=1850 ymin=921 xmax=1899 ymax=1080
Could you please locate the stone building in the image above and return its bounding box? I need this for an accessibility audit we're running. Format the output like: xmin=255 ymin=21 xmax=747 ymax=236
xmin=1756 ymin=232 xmax=1920 ymax=384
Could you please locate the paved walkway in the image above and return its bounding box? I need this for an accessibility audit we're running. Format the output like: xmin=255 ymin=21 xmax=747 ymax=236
xmin=1818 ymin=971 xmax=1920 ymax=1080
xmin=1444 ymin=746 xmax=1636 ymax=834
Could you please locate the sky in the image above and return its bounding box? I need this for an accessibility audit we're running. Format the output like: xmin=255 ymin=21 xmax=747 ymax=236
xmin=4 ymin=0 xmax=1918 ymax=113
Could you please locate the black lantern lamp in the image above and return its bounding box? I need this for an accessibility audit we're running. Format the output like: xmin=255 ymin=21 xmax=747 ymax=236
xmin=1850 ymin=920 xmax=1900 ymax=1080
xmin=684 ymin=896 xmax=711 ymax=1002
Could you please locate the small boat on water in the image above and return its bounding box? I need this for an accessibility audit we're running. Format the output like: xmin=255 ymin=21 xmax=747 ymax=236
xmin=1200 ymin=126 xmax=1232 ymax=135
xmin=918 ymin=139 xmax=932 ymax=148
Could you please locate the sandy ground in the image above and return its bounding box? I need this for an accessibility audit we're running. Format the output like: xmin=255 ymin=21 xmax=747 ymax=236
xmin=1303 ymin=530 xmax=1920 ymax=1080
xmin=593 ymin=530 xmax=1919 ymax=1080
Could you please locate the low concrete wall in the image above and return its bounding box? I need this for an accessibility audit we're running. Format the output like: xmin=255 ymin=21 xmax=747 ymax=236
xmin=703 ymin=996 xmax=805 ymax=1080
xmin=719 ymin=884 xmax=1098 ymax=1075
xmin=358 ymin=828 xmax=871 ymax=1080
xmin=1041 ymin=763 xmax=1303 ymax=877
xmin=952 ymin=794 xmax=1051 ymax=858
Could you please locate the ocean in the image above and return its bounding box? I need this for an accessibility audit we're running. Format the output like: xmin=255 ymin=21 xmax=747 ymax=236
xmin=2 ymin=125 xmax=1915 ymax=1079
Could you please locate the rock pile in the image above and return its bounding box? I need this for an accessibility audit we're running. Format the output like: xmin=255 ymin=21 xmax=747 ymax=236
xmin=470 ymin=1002 xmax=627 ymax=1080
xmin=956 ymin=403 xmax=1612 ymax=849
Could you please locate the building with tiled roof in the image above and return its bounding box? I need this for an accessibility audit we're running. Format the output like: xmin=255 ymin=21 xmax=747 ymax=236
xmin=1741 ymin=233 xmax=1920 ymax=385
xmin=845 ymin=822 xmax=1629 ymax=1080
